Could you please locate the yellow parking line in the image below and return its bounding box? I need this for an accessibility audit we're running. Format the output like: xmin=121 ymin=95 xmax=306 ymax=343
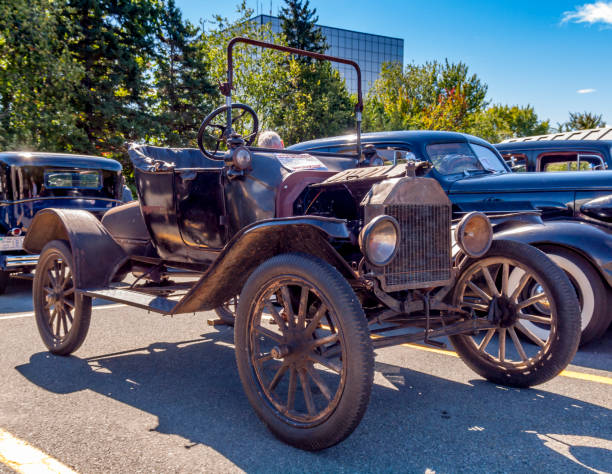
xmin=398 ymin=342 xmax=612 ymax=385
xmin=0 ymin=428 xmax=76 ymax=473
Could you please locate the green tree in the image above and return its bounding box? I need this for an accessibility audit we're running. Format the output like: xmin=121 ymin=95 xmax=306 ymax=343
xmin=558 ymin=111 xmax=606 ymax=131
xmin=152 ymin=0 xmax=218 ymax=147
xmin=364 ymin=60 xmax=488 ymax=132
xmin=469 ymin=105 xmax=550 ymax=143
xmin=278 ymin=0 xmax=327 ymax=56
xmin=202 ymin=2 xmax=354 ymax=146
xmin=0 ymin=0 xmax=84 ymax=151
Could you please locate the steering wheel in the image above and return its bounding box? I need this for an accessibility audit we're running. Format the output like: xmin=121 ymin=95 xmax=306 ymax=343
xmin=197 ymin=103 xmax=259 ymax=160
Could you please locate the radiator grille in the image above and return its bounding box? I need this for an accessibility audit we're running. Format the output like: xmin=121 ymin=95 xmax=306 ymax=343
xmin=383 ymin=204 xmax=451 ymax=290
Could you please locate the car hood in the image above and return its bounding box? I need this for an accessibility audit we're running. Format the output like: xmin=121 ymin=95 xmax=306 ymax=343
xmin=448 ymin=170 xmax=612 ymax=194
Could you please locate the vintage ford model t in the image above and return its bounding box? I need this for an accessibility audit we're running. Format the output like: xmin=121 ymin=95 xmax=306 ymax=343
xmin=24 ymin=39 xmax=580 ymax=451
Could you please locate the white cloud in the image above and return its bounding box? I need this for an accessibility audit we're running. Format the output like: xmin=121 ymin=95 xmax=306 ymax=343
xmin=563 ymin=2 xmax=612 ymax=25
xmin=577 ymin=88 xmax=597 ymax=93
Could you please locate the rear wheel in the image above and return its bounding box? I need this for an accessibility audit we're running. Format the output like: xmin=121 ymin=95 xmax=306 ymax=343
xmin=33 ymin=240 xmax=92 ymax=355
xmin=235 ymin=253 xmax=373 ymax=451
xmin=450 ymin=240 xmax=580 ymax=388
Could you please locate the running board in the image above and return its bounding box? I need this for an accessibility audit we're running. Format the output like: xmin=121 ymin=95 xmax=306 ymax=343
xmin=79 ymin=288 xmax=178 ymax=314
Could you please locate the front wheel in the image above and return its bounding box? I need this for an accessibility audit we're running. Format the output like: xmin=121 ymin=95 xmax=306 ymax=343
xmin=450 ymin=240 xmax=581 ymax=388
xmin=33 ymin=240 xmax=92 ymax=355
xmin=235 ymin=253 xmax=374 ymax=451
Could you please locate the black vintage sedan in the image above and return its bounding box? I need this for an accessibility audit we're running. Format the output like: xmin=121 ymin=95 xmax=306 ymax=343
xmin=290 ymin=131 xmax=612 ymax=344
xmin=0 ymin=151 xmax=126 ymax=293
xmin=495 ymin=127 xmax=612 ymax=172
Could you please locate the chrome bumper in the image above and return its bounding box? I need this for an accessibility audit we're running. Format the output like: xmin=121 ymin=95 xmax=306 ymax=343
xmin=1 ymin=254 xmax=39 ymax=269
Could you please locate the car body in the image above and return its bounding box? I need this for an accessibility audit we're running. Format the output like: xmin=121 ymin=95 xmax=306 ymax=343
xmin=290 ymin=130 xmax=612 ymax=343
xmin=0 ymin=151 xmax=125 ymax=292
xmin=495 ymin=127 xmax=612 ymax=172
xmin=23 ymin=38 xmax=581 ymax=451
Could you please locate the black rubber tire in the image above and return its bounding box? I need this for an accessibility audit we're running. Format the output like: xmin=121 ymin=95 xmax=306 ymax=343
xmin=235 ymin=253 xmax=374 ymax=451
xmin=33 ymin=240 xmax=92 ymax=355
xmin=0 ymin=270 xmax=9 ymax=295
xmin=538 ymin=246 xmax=611 ymax=345
xmin=450 ymin=240 xmax=581 ymax=388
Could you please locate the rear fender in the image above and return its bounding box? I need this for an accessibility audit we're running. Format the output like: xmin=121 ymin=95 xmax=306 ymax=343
xmin=23 ymin=209 xmax=127 ymax=288
xmin=494 ymin=219 xmax=612 ymax=288
xmin=172 ymin=217 xmax=354 ymax=314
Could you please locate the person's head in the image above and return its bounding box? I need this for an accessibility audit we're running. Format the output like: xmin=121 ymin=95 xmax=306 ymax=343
xmin=258 ymin=130 xmax=284 ymax=149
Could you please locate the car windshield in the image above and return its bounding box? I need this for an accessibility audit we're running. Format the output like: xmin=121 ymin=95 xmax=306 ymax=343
xmin=426 ymin=142 xmax=506 ymax=176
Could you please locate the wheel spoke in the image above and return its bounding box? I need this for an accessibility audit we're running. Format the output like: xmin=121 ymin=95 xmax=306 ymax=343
xmin=54 ymin=307 xmax=62 ymax=336
xmin=64 ymin=307 xmax=73 ymax=324
xmin=305 ymin=304 xmax=328 ymax=337
xmin=64 ymin=298 xmax=75 ymax=309
xmin=254 ymin=325 xmax=283 ymax=343
xmin=477 ymin=328 xmax=495 ymax=352
xmin=286 ymin=367 xmax=297 ymax=412
xmin=306 ymin=364 xmax=332 ymax=401
xmin=501 ymin=263 xmax=509 ymax=296
xmin=48 ymin=308 xmax=58 ymax=327
xmin=280 ymin=286 xmax=295 ymax=328
xmin=481 ymin=266 xmax=500 ymax=297
xmin=47 ymin=269 xmax=57 ymax=287
xmin=61 ymin=271 xmax=72 ymax=290
xmin=297 ymin=286 xmax=309 ymax=329
xmin=268 ymin=364 xmax=288 ymax=392
xmin=508 ymin=327 xmax=528 ymax=362
xmin=60 ymin=308 xmax=69 ymax=337
xmin=467 ymin=281 xmax=492 ymax=302
xmin=265 ymin=302 xmax=287 ymax=332
xmin=311 ymin=333 xmax=339 ymax=348
xmin=298 ymin=369 xmax=316 ymax=416
xmin=517 ymin=292 xmax=547 ymax=310
xmin=518 ymin=312 xmax=552 ymax=325
xmin=63 ymin=286 xmax=75 ymax=296
xmin=498 ymin=328 xmax=506 ymax=362
xmin=59 ymin=260 xmax=67 ymax=286
xmin=255 ymin=353 xmax=274 ymax=365
xmin=309 ymin=353 xmax=342 ymax=374
xmin=510 ymin=272 xmax=531 ymax=301
xmin=463 ymin=301 xmax=489 ymax=312
xmin=515 ymin=322 xmax=547 ymax=347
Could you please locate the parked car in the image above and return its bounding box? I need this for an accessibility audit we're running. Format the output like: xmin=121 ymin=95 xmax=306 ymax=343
xmin=495 ymin=127 xmax=612 ymax=172
xmin=23 ymin=38 xmax=580 ymax=451
xmin=290 ymin=130 xmax=612 ymax=344
xmin=0 ymin=151 xmax=125 ymax=293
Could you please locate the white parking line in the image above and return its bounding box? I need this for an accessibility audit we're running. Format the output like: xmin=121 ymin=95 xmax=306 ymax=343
xmin=0 ymin=427 xmax=76 ymax=473
xmin=0 ymin=303 xmax=126 ymax=321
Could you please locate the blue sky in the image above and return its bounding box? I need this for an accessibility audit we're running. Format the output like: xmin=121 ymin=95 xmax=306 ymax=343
xmin=175 ymin=0 xmax=612 ymax=127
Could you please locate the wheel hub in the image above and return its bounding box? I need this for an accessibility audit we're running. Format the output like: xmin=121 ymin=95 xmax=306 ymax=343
xmin=487 ymin=295 xmax=519 ymax=328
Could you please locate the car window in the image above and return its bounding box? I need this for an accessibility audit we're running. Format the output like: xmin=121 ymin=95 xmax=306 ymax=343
xmin=426 ymin=142 xmax=484 ymax=175
xmin=501 ymin=153 xmax=528 ymax=172
xmin=539 ymin=153 xmax=605 ymax=172
xmin=470 ymin=144 xmax=507 ymax=172
xmin=45 ymin=170 xmax=101 ymax=189
xmin=372 ymin=147 xmax=416 ymax=164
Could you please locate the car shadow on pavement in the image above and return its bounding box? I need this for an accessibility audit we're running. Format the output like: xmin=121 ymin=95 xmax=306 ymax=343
xmin=16 ymin=328 xmax=612 ymax=473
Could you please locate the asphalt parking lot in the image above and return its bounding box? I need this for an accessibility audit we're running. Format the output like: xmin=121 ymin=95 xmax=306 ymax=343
xmin=0 ymin=277 xmax=610 ymax=473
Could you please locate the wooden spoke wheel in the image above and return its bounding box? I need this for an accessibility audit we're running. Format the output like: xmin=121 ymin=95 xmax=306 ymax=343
xmin=33 ymin=240 xmax=92 ymax=355
xmin=450 ymin=240 xmax=581 ymax=387
xmin=235 ymin=254 xmax=373 ymax=451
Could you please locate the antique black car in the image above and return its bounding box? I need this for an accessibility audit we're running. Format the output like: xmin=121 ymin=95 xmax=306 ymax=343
xmin=495 ymin=127 xmax=612 ymax=172
xmin=290 ymin=131 xmax=612 ymax=344
xmin=0 ymin=151 xmax=125 ymax=293
xmin=24 ymin=38 xmax=581 ymax=451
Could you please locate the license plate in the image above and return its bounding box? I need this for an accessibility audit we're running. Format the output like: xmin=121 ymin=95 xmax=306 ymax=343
xmin=0 ymin=236 xmax=25 ymax=251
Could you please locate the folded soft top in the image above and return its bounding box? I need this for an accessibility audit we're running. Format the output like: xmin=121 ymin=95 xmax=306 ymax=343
xmin=128 ymin=144 xmax=224 ymax=172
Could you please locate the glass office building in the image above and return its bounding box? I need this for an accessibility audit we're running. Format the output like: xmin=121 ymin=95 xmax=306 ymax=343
xmin=251 ymin=15 xmax=403 ymax=94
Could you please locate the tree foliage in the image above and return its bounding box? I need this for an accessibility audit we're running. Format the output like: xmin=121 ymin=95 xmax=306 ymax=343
xmin=0 ymin=0 xmax=84 ymax=151
xmin=557 ymin=111 xmax=606 ymax=132
xmin=279 ymin=0 xmax=327 ymax=56
xmin=469 ymin=105 xmax=550 ymax=143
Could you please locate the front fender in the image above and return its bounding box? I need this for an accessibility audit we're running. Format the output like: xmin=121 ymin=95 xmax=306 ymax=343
xmin=23 ymin=209 xmax=127 ymax=288
xmin=494 ymin=219 xmax=612 ymax=288
xmin=172 ymin=216 xmax=354 ymax=314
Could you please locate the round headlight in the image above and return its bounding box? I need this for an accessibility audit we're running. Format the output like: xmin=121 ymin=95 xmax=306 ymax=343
xmin=359 ymin=215 xmax=400 ymax=266
xmin=232 ymin=146 xmax=252 ymax=170
xmin=455 ymin=212 xmax=492 ymax=258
